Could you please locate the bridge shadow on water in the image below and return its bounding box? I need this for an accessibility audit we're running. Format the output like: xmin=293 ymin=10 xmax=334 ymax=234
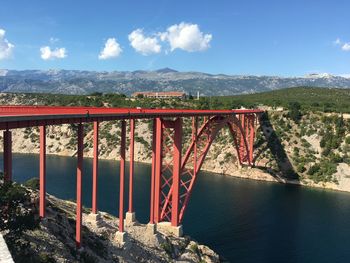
xmin=254 ymin=113 xmax=299 ymax=183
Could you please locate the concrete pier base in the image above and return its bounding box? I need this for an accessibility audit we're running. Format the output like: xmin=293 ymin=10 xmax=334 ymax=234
xmin=156 ymin=222 xmax=183 ymax=237
xmin=125 ymin=212 xmax=136 ymax=226
xmin=114 ymin=231 xmax=126 ymax=246
xmin=146 ymin=223 xmax=156 ymax=235
xmin=85 ymin=212 xmax=103 ymax=228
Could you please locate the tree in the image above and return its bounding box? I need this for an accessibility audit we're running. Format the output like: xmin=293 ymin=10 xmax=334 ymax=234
xmin=288 ymin=102 xmax=302 ymax=123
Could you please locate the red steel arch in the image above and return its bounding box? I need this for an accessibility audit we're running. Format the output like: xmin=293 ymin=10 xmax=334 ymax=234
xmin=152 ymin=113 xmax=257 ymax=225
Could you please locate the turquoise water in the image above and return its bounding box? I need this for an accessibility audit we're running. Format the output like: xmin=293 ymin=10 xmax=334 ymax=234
xmin=4 ymin=153 xmax=350 ymax=262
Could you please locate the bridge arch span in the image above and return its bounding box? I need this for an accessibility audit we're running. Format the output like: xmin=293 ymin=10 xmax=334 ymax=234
xmin=155 ymin=114 xmax=257 ymax=224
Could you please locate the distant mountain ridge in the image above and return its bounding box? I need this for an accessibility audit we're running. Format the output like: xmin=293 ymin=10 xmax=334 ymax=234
xmin=0 ymin=68 xmax=350 ymax=96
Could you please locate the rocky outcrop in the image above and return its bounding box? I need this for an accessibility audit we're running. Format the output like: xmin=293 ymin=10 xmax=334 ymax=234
xmin=1 ymin=183 xmax=222 ymax=263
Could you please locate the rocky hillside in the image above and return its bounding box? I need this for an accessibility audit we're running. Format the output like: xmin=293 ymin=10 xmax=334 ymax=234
xmin=1 ymin=91 xmax=350 ymax=193
xmin=257 ymin=109 xmax=350 ymax=191
xmin=0 ymin=179 xmax=222 ymax=263
xmin=1 ymin=69 xmax=350 ymax=96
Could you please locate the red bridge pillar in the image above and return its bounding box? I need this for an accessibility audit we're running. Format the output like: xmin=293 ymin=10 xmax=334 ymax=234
xmin=128 ymin=119 xmax=135 ymax=213
xmin=149 ymin=119 xmax=157 ymax=224
xmin=3 ymin=130 xmax=12 ymax=182
xmin=119 ymin=120 xmax=126 ymax=233
xmin=92 ymin=121 xmax=99 ymax=214
xmin=39 ymin=125 xmax=46 ymax=218
xmin=239 ymin=114 xmax=247 ymax=164
xmin=115 ymin=120 xmax=127 ymax=244
xmin=171 ymin=118 xmax=182 ymax=227
xmin=248 ymin=114 xmax=256 ymax=165
xmin=192 ymin=117 xmax=198 ymax=178
xmin=154 ymin=118 xmax=163 ymax=223
xmin=126 ymin=118 xmax=136 ymax=225
xmin=76 ymin=123 xmax=84 ymax=248
xmin=149 ymin=118 xmax=184 ymax=236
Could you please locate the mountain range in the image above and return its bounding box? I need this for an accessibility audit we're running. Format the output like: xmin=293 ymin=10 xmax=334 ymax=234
xmin=0 ymin=68 xmax=350 ymax=96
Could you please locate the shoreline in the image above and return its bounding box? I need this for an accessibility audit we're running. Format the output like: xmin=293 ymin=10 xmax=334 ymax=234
xmin=7 ymin=150 xmax=349 ymax=194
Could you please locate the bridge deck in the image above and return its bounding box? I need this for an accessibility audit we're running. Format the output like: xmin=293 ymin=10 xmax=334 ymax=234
xmin=0 ymin=106 xmax=263 ymax=130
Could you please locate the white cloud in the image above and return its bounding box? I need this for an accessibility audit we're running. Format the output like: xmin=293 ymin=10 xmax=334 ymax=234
xmin=160 ymin=22 xmax=212 ymax=52
xmin=128 ymin=29 xmax=161 ymax=55
xmin=333 ymin=38 xmax=341 ymax=45
xmin=98 ymin=38 xmax=122 ymax=59
xmin=49 ymin=37 xmax=59 ymax=44
xmin=40 ymin=46 xmax=67 ymax=60
xmin=333 ymin=38 xmax=350 ymax=52
xmin=0 ymin=28 xmax=14 ymax=60
xmin=342 ymin=43 xmax=350 ymax=51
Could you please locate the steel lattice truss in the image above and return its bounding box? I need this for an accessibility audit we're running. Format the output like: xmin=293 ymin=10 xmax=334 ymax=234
xmin=152 ymin=114 xmax=258 ymax=226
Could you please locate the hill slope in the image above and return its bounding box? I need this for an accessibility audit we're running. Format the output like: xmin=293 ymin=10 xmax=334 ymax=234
xmin=1 ymin=69 xmax=350 ymax=96
xmin=213 ymin=87 xmax=350 ymax=112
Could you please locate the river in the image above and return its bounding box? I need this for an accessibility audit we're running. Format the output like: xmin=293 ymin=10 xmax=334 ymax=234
xmin=4 ymin=153 xmax=350 ymax=263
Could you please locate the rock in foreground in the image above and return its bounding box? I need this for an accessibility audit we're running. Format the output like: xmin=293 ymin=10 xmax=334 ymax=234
xmin=1 ymin=182 xmax=223 ymax=262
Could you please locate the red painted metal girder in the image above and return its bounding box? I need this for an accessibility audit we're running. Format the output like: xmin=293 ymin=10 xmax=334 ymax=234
xmin=149 ymin=119 xmax=157 ymax=224
xmin=92 ymin=121 xmax=99 ymax=214
xmin=0 ymin=106 xmax=263 ymax=130
xmin=39 ymin=125 xmax=46 ymax=218
xmin=119 ymin=120 xmax=126 ymax=232
xmin=128 ymin=119 xmax=135 ymax=213
xmin=3 ymin=130 xmax=12 ymax=182
xmin=154 ymin=118 xmax=163 ymax=223
xmin=171 ymin=118 xmax=182 ymax=226
xmin=76 ymin=123 xmax=84 ymax=248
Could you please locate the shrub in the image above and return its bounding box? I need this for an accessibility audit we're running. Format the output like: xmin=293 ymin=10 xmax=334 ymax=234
xmin=0 ymin=182 xmax=38 ymax=234
xmin=288 ymin=102 xmax=302 ymax=123
xmin=24 ymin=178 xmax=40 ymax=190
xmin=345 ymin=137 xmax=350 ymax=144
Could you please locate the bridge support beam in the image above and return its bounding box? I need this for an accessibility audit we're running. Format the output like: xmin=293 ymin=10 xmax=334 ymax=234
xmin=149 ymin=119 xmax=157 ymax=225
xmin=92 ymin=121 xmax=99 ymax=214
xmin=39 ymin=125 xmax=46 ymax=218
xmin=154 ymin=118 xmax=163 ymax=223
xmin=119 ymin=120 xmax=126 ymax=233
xmin=126 ymin=118 xmax=136 ymax=225
xmin=248 ymin=115 xmax=256 ymax=165
xmin=115 ymin=120 xmax=126 ymax=245
xmin=171 ymin=118 xmax=182 ymax=227
xmin=3 ymin=130 xmax=12 ymax=182
xmin=150 ymin=117 xmax=184 ymax=235
xmin=239 ymin=114 xmax=246 ymax=165
xmin=76 ymin=123 xmax=84 ymax=248
xmin=192 ymin=117 xmax=198 ymax=180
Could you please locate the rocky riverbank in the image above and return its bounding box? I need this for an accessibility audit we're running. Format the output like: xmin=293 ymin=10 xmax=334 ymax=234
xmin=0 ymin=181 xmax=223 ymax=263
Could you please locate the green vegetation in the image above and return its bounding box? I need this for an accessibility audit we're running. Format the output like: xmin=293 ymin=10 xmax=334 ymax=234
xmin=307 ymin=160 xmax=338 ymax=183
xmin=288 ymin=102 xmax=302 ymax=123
xmin=4 ymin=86 xmax=350 ymax=112
xmin=0 ymin=177 xmax=43 ymax=263
xmin=209 ymin=87 xmax=350 ymax=112
xmin=23 ymin=177 xmax=40 ymax=190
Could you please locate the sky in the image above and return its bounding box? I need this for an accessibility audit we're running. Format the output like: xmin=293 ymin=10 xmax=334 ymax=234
xmin=0 ymin=0 xmax=349 ymax=76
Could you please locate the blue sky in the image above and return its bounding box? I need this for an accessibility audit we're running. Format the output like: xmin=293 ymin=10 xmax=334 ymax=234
xmin=0 ymin=0 xmax=349 ymax=76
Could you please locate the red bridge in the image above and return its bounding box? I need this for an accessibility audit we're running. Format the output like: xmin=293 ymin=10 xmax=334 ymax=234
xmin=0 ymin=106 xmax=263 ymax=247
